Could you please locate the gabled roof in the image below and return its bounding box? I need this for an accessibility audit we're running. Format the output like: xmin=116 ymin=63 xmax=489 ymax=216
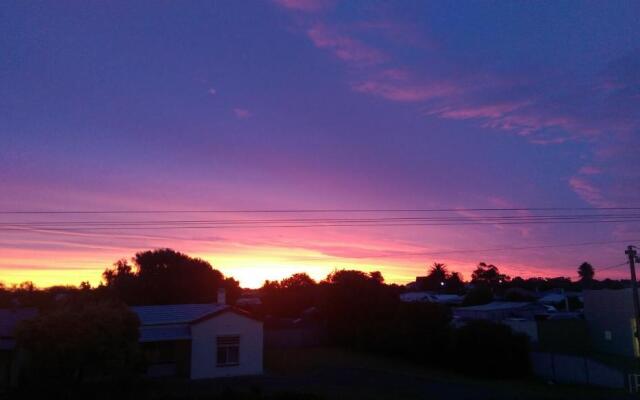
xmin=130 ymin=303 xmax=260 ymax=343
xmin=131 ymin=303 xmax=228 ymax=326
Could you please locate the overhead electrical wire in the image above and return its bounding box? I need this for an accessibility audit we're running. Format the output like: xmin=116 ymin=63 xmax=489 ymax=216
xmin=1 ymin=210 xmax=639 ymax=231
xmin=2 ymin=206 xmax=640 ymax=214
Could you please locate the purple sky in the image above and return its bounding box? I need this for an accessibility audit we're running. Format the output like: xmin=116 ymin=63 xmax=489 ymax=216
xmin=1 ymin=0 xmax=639 ymax=287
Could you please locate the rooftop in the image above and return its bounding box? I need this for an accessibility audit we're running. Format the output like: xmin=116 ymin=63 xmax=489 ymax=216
xmin=131 ymin=303 xmax=228 ymax=326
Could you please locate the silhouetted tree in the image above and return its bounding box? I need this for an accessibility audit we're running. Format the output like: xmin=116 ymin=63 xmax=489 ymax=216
xmin=471 ymin=262 xmax=509 ymax=288
xmin=419 ymin=262 xmax=450 ymax=291
xmin=102 ymin=249 xmax=240 ymax=305
xmin=261 ymin=273 xmax=318 ymax=318
xmin=578 ymin=262 xmax=595 ymax=288
xmin=16 ymin=300 xmax=142 ymax=386
xmin=320 ymin=270 xmax=397 ymax=348
xmin=444 ymin=272 xmax=465 ymax=294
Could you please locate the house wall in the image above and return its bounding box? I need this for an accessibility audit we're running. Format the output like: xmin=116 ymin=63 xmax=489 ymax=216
xmin=584 ymin=289 xmax=636 ymax=358
xmin=190 ymin=312 xmax=263 ymax=379
xmin=141 ymin=340 xmax=191 ymax=378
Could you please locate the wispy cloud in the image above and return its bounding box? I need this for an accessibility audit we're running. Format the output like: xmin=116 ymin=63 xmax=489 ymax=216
xmin=272 ymin=0 xmax=333 ymax=13
xmin=578 ymin=166 xmax=602 ymax=175
xmin=307 ymin=23 xmax=387 ymax=66
xmin=273 ymin=2 xmax=640 ymax=208
xmin=351 ymin=68 xmax=457 ymax=102
xmin=233 ymin=108 xmax=252 ymax=119
xmin=568 ymin=176 xmax=613 ymax=208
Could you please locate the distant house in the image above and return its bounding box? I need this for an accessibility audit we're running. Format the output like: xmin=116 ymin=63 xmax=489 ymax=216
xmin=132 ymin=299 xmax=263 ymax=380
xmin=453 ymin=301 xmax=547 ymax=322
xmin=537 ymin=290 xmax=582 ymax=307
xmin=399 ymin=291 xmax=463 ymax=305
xmin=0 ymin=308 xmax=37 ymax=387
xmin=584 ymin=289 xmax=639 ymax=358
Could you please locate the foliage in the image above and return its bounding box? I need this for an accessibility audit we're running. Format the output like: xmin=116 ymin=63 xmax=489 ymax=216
xmin=261 ymin=273 xmax=318 ymax=318
xmin=320 ymin=270 xmax=398 ymax=348
xmin=444 ymin=272 xmax=465 ymax=294
xmin=16 ymin=299 xmax=142 ymax=385
xmin=462 ymin=286 xmax=494 ymax=306
xmin=417 ymin=263 xmax=465 ymax=294
xmin=471 ymin=262 xmax=509 ymax=288
xmin=451 ymin=320 xmax=530 ymax=378
xmin=102 ymin=248 xmax=241 ymax=305
xmin=578 ymin=262 xmax=595 ymax=287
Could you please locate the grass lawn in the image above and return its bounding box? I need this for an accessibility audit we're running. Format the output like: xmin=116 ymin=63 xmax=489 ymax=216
xmin=263 ymin=347 xmax=633 ymax=400
xmin=6 ymin=347 xmax=633 ymax=399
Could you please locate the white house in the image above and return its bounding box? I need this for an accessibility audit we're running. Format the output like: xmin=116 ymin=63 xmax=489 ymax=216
xmin=131 ymin=300 xmax=263 ymax=380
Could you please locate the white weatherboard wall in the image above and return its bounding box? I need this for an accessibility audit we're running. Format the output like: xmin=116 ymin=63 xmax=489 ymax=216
xmin=190 ymin=312 xmax=263 ymax=379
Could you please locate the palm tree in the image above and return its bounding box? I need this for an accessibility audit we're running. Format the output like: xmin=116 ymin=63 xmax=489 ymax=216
xmin=428 ymin=262 xmax=448 ymax=282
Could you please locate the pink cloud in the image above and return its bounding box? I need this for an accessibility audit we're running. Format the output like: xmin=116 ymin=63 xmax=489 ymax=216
xmin=568 ymin=176 xmax=613 ymax=207
xmin=351 ymin=68 xmax=458 ymax=102
xmin=429 ymin=100 xmax=530 ymax=120
xmin=578 ymin=165 xmax=602 ymax=175
xmin=272 ymin=0 xmax=332 ymax=12
xmin=233 ymin=108 xmax=252 ymax=119
xmin=306 ymin=24 xmax=387 ymax=66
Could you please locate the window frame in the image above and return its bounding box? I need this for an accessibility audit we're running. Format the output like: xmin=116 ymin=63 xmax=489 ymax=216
xmin=216 ymin=335 xmax=240 ymax=367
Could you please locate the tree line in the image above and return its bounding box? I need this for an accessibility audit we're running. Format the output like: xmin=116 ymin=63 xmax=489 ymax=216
xmin=0 ymin=248 xmax=628 ymax=389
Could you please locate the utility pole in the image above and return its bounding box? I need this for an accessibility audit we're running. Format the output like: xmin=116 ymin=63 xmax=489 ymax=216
xmin=626 ymin=245 xmax=640 ymax=353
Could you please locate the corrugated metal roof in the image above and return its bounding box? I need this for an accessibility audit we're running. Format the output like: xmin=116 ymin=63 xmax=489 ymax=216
xmin=139 ymin=325 xmax=191 ymax=342
xmin=131 ymin=303 xmax=228 ymax=326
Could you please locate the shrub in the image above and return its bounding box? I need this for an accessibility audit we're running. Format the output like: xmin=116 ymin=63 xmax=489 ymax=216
xmin=451 ymin=320 xmax=530 ymax=378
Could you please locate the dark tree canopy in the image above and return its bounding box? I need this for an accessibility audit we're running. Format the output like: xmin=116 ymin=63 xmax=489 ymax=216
xmin=418 ymin=263 xmax=466 ymax=293
xmin=578 ymin=262 xmax=595 ymax=283
xmin=471 ymin=262 xmax=509 ymax=288
xmin=102 ymin=249 xmax=240 ymax=305
xmin=16 ymin=300 xmax=141 ymax=384
xmin=261 ymin=273 xmax=318 ymax=318
xmin=445 ymin=272 xmax=465 ymax=294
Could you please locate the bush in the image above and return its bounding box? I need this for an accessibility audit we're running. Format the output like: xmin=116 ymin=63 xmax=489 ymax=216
xmin=16 ymin=300 xmax=142 ymax=386
xmin=451 ymin=320 xmax=530 ymax=378
xmin=462 ymin=286 xmax=493 ymax=306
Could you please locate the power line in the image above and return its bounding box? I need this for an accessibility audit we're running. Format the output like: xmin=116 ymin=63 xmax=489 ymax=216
xmin=3 ymin=212 xmax=640 ymax=226
xmin=599 ymin=261 xmax=629 ymax=272
xmin=2 ymin=218 xmax=639 ymax=231
xmin=2 ymin=206 xmax=640 ymax=215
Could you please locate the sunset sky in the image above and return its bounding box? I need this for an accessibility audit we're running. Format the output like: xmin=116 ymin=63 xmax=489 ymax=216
xmin=1 ymin=1 xmax=640 ymax=288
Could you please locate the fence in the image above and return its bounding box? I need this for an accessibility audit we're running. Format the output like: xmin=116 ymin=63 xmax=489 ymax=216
xmin=531 ymin=351 xmax=625 ymax=389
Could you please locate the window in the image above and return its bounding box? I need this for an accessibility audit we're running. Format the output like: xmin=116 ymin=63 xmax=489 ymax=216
xmin=217 ymin=335 xmax=240 ymax=366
